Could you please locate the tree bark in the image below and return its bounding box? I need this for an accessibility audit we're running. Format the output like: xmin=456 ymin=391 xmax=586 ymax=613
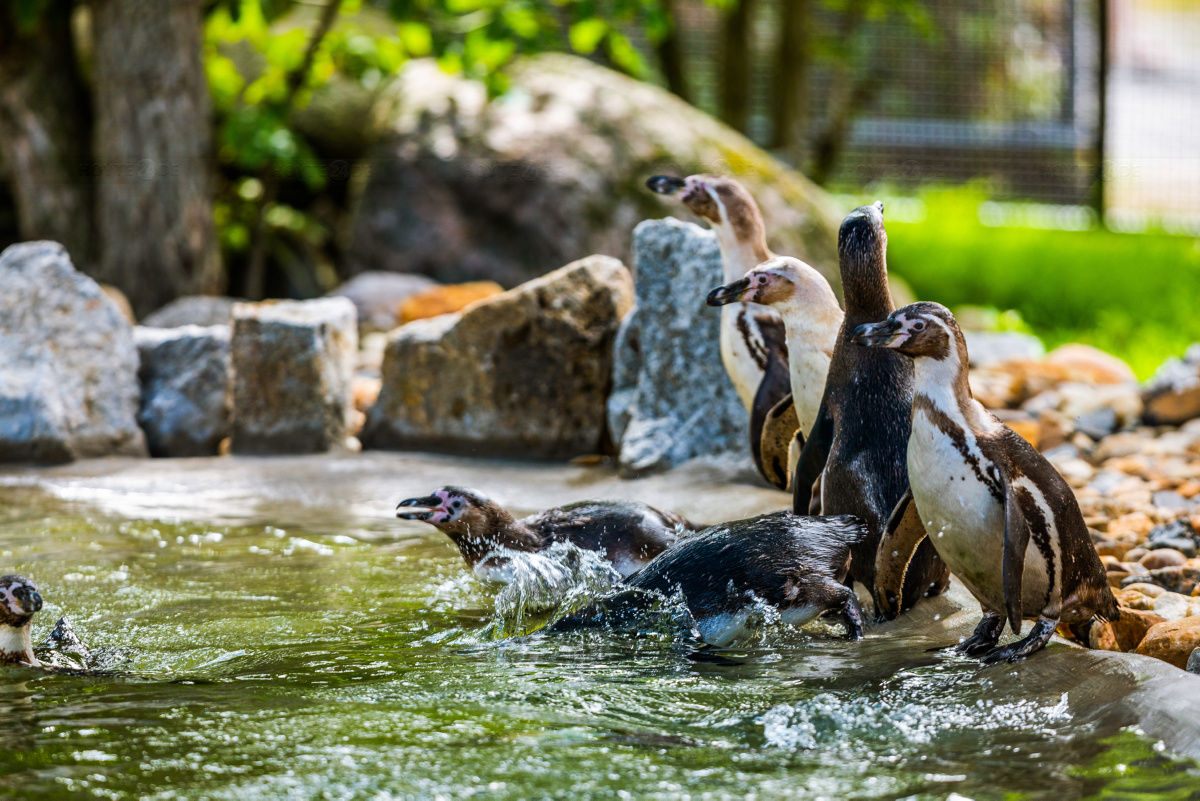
xmin=770 ymin=0 xmax=811 ymax=162
xmin=91 ymin=0 xmax=220 ymax=317
xmin=719 ymin=0 xmax=755 ymax=134
xmin=655 ymin=0 xmax=691 ymax=103
xmin=0 ymin=0 xmax=95 ymax=268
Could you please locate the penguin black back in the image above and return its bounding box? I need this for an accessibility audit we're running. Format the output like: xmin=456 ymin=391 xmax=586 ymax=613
xmin=792 ymin=203 xmax=948 ymax=610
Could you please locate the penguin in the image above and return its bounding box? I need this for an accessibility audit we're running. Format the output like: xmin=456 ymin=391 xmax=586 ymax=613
xmin=853 ymin=302 xmax=1118 ymax=662
xmin=548 ymin=512 xmax=867 ymax=646
xmin=0 ymin=575 xmax=43 ymax=667
xmin=791 ymin=202 xmax=949 ymax=612
xmin=646 ymin=174 xmax=798 ymax=489
xmin=397 ymin=486 xmax=696 ymax=579
xmin=706 ymin=257 xmax=844 ymax=490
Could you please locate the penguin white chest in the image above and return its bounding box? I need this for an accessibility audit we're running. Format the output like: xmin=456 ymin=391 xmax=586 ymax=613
xmin=719 ymin=304 xmax=768 ymax=410
xmin=908 ymin=412 xmax=1053 ymax=616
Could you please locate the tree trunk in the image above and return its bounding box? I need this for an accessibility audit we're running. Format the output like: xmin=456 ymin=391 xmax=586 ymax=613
xmin=719 ymin=0 xmax=755 ymax=134
xmin=91 ymin=0 xmax=220 ymax=317
xmin=0 ymin=0 xmax=95 ymax=268
xmin=770 ymin=0 xmax=811 ymax=162
xmin=655 ymin=0 xmax=691 ymax=103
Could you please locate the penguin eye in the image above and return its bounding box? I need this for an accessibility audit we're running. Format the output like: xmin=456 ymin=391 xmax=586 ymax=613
xmin=452 ymin=500 xmax=462 ymax=509
xmin=912 ymin=321 xmax=926 ymax=332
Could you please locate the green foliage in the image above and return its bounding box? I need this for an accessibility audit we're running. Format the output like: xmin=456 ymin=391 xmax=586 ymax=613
xmin=882 ymin=188 xmax=1200 ymax=379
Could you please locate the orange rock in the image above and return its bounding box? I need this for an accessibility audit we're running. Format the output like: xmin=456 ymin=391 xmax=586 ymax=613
xmin=1175 ymin=480 xmax=1200 ymax=499
xmin=353 ymin=377 xmax=382 ymax=412
xmin=1135 ymin=616 xmax=1200 ymax=667
xmin=1107 ymin=512 xmax=1155 ymax=541
xmin=1045 ymin=343 xmax=1138 ymax=385
xmin=398 ymin=282 xmax=504 ymax=323
xmin=1092 ymin=607 xmax=1166 ymax=652
xmin=1140 ymin=549 xmax=1189 ymax=570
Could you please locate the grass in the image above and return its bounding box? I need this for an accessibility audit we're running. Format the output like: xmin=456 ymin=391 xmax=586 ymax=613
xmin=878 ymin=189 xmax=1200 ymax=379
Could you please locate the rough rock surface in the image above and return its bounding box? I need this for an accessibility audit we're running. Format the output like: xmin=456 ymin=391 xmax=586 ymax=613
xmin=347 ymin=54 xmax=842 ymax=290
xmin=327 ymin=271 xmax=436 ymax=332
xmin=1143 ymin=344 xmax=1200 ymax=426
xmin=608 ymin=219 xmax=750 ymax=476
xmin=0 ymin=241 xmax=146 ymax=462
xmin=362 ymin=256 xmax=633 ymax=458
xmin=230 ymin=298 xmax=357 ymax=455
xmin=1135 ymin=616 xmax=1200 ymax=668
xmin=135 ymin=325 xmax=231 ymax=457
xmin=142 ymin=296 xmax=240 ymax=329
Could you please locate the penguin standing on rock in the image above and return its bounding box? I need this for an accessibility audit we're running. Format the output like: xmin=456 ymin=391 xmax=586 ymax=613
xmin=706 ymin=257 xmax=844 ymax=491
xmin=646 ymin=174 xmax=804 ymax=490
xmin=854 ymin=302 xmax=1118 ymax=663
xmin=792 ymin=202 xmax=949 ymax=612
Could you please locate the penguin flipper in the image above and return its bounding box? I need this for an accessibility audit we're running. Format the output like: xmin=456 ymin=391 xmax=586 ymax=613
xmin=1002 ymin=478 xmax=1032 ymax=636
xmin=759 ymin=393 xmax=801 ymax=491
xmin=792 ymin=399 xmax=833 ymax=514
xmin=873 ymin=488 xmax=927 ymax=621
xmin=750 ymin=325 xmax=793 ymax=489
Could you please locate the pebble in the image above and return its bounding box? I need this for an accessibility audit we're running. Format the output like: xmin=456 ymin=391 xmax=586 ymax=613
xmin=1139 ymin=548 xmax=1189 ymax=570
xmin=1188 ymin=648 xmax=1200 ymax=675
xmin=1135 ymin=617 xmax=1200 ymax=669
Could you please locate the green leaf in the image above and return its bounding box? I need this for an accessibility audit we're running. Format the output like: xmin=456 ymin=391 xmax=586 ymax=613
xmin=399 ymin=22 xmax=433 ymax=56
xmin=568 ymin=17 xmax=607 ymax=55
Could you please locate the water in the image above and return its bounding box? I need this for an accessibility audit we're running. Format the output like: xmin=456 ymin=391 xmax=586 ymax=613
xmin=1 ymin=479 xmax=1200 ymax=799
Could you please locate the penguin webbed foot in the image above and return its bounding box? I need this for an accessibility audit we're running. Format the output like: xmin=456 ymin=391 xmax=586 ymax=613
xmin=955 ymin=611 xmax=1004 ymax=657
xmin=980 ymin=616 xmax=1056 ymax=665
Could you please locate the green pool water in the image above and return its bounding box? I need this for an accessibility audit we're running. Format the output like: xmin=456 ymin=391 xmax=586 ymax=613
xmin=1 ymin=484 xmax=1199 ymax=800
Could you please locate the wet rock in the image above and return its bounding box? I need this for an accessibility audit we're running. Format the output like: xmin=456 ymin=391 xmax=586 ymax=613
xmin=1091 ymin=607 xmax=1164 ymax=652
xmin=135 ymin=325 xmax=232 ymax=457
xmin=0 ymin=241 xmax=146 ymax=462
xmin=347 ymin=55 xmax=841 ymax=290
xmin=142 ymin=296 xmax=240 ymax=328
xmin=1143 ymin=345 xmax=1200 ymax=426
xmin=1123 ymin=565 xmax=1200 ymax=596
xmin=1188 ymin=647 xmax=1200 ymax=675
xmin=1140 ymin=549 xmax=1189 ymax=570
xmin=1147 ymin=520 xmax=1200 ymax=558
xmin=1135 ymin=616 xmax=1200 ymax=668
xmin=398 ymin=281 xmax=504 ymax=324
xmin=328 ymin=271 xmax=436 ymax=332
xmin=608 ymin=219 xmax=750 ymax=476
xmin=230 ymin=298 xmax=357 ymax=454
xmin=962 ymin=330 xmax=1044 ymax=368
xmin=362 ymin=256 xmax=633 ymax=459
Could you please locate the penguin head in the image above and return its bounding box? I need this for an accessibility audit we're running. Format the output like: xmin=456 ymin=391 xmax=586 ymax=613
xmin=396 ymin=486 xmax=502 ymax=540
xmin=852 ymin=302 xmax=959 ymax=359
xmin=0 ymin=575 xmax=42 ymax=628
xmin=706 ymin=257 xmax=835 ymax=311
xmin=646 ymin=174 xmax=765 ymax=244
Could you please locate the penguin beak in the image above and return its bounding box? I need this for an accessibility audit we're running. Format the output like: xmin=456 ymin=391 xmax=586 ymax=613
xmin=852 ymin=319 xmax=904 ymax=348
xmin=646 ymin=175 xmax=687 ymax=196
xmin=396 ymin=495 xmax=442 ymax=521
xmin=706 ymin=277 xmax=751 ymax=307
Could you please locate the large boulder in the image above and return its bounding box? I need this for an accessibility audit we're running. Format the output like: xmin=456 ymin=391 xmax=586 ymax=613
xmin=609 ymin=219 xmax=750 ymax=476
xmin=135 ymin=325 xmax=232 ymax=457
xmin=347 ymin=54 xmax=841 ymax=290
xmin=230 ymin=298 xmax=357 ymax=455
xmin=0 ymin=242 xmax=146 ymax=462
xmin=362 ymin=255 xmax=633 ymax=459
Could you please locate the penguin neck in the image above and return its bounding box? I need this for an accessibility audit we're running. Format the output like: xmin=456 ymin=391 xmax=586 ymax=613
xmin=840 ymin=254 xmax=894 ymax=326
xmin=0 ymin=622 xmax=37 ymax=667
xmin=445 ymin=508 xmax=542 ymax=567
xmin=773 ymin=290 xmax=844 ymax=352
xmin=912 ymin=328 xmax=993 ymax=433
xmin=712 ymin=221 xmax=771 ymax=283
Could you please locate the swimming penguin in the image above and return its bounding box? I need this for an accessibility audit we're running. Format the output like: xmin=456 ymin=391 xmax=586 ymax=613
xmin=646 ymin=174 xmax=797 ymax=489
xmin=397 ymin=486 xmax=695 ymax=579
xmin=548 ymin=512 xmax=867 ymax=646
xmin=706 ymin=257 xmax=844 ymax=489
xmin=0 ymin=575 xmax=43 ymax=667
xmin=792 ymin=203 xmax=949 ymax=612
xmin=854 ymin=302 xmax=1118 ymax=662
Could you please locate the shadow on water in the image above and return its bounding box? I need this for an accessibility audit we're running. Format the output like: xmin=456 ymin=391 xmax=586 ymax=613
xmin=0 ymin=481 xmax=1198 ymax=798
